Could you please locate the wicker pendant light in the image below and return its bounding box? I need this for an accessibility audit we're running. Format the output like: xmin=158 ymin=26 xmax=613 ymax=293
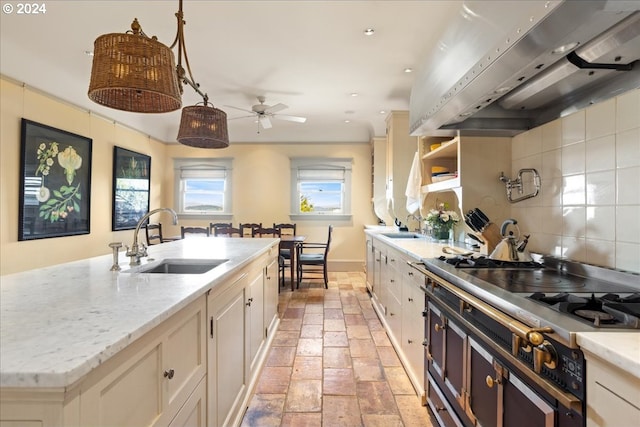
xmin=88 ymin=19 xmax=182 ymax=113
xmin=87 ymin=1 xmax=230 ymax=149
xmin=178 ymin=103 xmax=229 ymax=148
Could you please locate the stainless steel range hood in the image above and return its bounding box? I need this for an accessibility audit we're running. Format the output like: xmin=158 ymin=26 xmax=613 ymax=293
xmin=409 ymin=0 xmax=640 ymax=137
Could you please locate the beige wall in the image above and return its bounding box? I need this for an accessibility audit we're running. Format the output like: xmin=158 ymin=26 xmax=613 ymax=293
xmin=510 ymin=89 xmax=640 ymax=273
xmin=0 ymin=76 xmax=376 ymax=275
xmin=163 ymin=142 xmax=377 ymax=269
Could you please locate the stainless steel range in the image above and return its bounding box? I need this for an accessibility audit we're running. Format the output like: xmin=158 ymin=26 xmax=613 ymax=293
xmin=410 ymin=255 xmax=640 ymax=427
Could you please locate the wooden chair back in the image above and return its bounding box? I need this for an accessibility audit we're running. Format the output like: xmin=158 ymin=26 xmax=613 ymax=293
xmin=240 ymin=223 xmax=262 ymax=237
xmin=181 ymin=226 xmax=210 ymax=238
xmin=214 ymin=226 xmax=242 ymax=237
xmin=274 ymin=223 xmax=296 ymax=236
xmin=253 ymin=227 xmax=281 ymax=238
xmin=210 ymin=222 xmax=232 ymax=234
xmin=145 ymin=223 xmax=164 ymax=245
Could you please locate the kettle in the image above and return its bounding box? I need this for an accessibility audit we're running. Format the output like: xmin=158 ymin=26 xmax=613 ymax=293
xmin=489 ymin=219 xmax=532 ymax=262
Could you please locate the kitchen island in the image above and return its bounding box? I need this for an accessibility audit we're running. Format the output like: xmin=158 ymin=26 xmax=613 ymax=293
xmin=0 ymin=237 xmax=280 ymax=427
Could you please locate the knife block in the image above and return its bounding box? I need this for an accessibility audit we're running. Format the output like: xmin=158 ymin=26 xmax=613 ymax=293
xmin=479 ymin=223 xmax=502 ymax=254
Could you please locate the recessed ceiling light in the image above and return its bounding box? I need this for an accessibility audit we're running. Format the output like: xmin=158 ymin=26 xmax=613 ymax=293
xmin=344 ymin=120 xmax=351 ymax=123
xmin=379 ymin=110 xmax=386 ymax=114
xmin=364 ymin=28 xmax=375 ymax=36
xmin=404 ymin=68 xmax=413 ymax=73
xmin=350 ymin=92 xmax=359 ymax=97
xmin=84 ymin=50 xmax=94 ymax=56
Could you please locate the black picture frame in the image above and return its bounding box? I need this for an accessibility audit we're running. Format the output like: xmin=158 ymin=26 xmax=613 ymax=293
xmin=112 ymin=146 xmax=151 ymax=231
xmin=19 ymin=119 xmax=93 ymax=241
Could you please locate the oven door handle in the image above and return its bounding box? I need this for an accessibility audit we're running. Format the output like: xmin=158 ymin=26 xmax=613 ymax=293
xmin=408 ymin=262 xmax=552 ymax=346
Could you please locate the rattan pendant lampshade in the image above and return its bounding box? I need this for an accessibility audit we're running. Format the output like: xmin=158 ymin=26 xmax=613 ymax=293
xmin=88 ymin=19 xmax=182 ymax=113
xmin=87 ymin=1 xmax=230 ymax=149
xmin=178 ymin=103 xmax=229 ymax=148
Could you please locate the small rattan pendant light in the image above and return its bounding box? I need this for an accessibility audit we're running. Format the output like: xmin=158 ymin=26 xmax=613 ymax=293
xmin=88 ymin=0 xmax=229 ymax=149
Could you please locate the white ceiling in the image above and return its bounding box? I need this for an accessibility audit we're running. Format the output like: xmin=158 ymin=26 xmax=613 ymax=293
xmin=0 ymin=1 xmax=463 ymax=144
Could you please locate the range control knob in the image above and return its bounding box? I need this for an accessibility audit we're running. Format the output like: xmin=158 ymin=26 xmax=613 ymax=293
xmin=533 ymin=340 xmax=558 ymax=374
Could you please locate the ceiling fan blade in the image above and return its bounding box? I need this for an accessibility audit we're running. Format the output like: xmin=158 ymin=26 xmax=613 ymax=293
xmin=259 ymin=116 xmax=273 ymax=129
xmin=228 ymin=115 xmax=256 ymax=121
xmin=274 ymin=114 xmax=307 ymax=123
xmin=223 ymin=105 xmax=255 ymax=114
xmin=264 ymin=103 xmax=288 ymax=114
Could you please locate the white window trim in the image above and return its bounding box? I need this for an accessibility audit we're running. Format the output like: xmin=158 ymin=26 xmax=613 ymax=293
xmin=173 ymin=157 xmax=233 ymax=220
xmin=290 ymin=157 xmax=353 ymax=220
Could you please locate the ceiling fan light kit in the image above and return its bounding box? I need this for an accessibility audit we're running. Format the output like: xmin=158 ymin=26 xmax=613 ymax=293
xmin=226 ymin=96 xmax=307 ymax=133
xmin=87 ymin=0 xmax=229 ymax=149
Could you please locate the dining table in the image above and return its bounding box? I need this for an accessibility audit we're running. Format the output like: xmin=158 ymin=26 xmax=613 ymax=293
xmin=279 ymin=235 xmax=306 ymax=291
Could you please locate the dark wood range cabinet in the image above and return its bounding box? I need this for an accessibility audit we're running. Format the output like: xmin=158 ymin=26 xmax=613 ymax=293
xmin=422 ymin=279 xmax=584 ymax=427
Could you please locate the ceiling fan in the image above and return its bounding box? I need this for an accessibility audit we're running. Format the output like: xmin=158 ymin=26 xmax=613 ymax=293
xmin=225 ymin=96 xmax=307 ymax=130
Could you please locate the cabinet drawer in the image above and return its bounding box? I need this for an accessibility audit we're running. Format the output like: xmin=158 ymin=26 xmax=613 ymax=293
xmin=427 ymin=373 xmax=464 ymax=427
xmin=166 ymin=299 xmax=206 ymax=415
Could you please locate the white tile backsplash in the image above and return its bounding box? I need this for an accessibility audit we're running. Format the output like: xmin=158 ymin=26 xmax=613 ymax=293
xmin=585 ymin=135 xmax=615 ymax=173
xmin=616 ymin=166 xmax=640 ymax=205
xmin=562 ymin=142 xmax=585 ymax=175
xmin=586 ymin=98 xmax=616 ymax=140
xmin=562 ymin=110 xmax=586 ymax=146
xmin=616 ymin=205 xmax=640 ymax=244
xmin=562 ymin=174 xmax=586 ymax=205
xmin=586 ymin=206 xmax=616 ymax=241
xmin=511 ymin=89 xmax=639 ymax=273
xmin=586 ymin=170 xmax=615 ymax=206
xmin=616 ymin=89 xmax=640 ymax=133
xmin=617 ymin=128 xmax=640 ymax=169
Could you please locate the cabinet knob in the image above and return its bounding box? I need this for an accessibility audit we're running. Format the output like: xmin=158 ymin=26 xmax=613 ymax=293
xmin=435 ymin=406 xmax=447 ymax=412
xmin=407 ymin=339 xmax=413 ymax=344
xmin=408 ymin=297 xmax=414 ymax=302
xmin=485 ymin=375 xmax=500 ymax=388
xmin=434 ymin=323 xmax=445 ymax=332
xmin=164 ymin=369 xmax=175 ymax=379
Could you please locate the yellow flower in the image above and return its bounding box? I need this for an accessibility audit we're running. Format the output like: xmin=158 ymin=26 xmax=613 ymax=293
xmin=57 ymin=146 xmax=82 ymax=185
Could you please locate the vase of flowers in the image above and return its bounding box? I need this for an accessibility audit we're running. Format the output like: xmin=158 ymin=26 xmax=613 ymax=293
xmin=425 ymin=202 xmax=460 ymax=241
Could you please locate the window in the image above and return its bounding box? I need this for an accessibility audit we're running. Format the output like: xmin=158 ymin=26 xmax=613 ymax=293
xmin=174 ymin=158 xmax=233 ymax=218
xmin=290 ymin=157 xmax=352 ymax=219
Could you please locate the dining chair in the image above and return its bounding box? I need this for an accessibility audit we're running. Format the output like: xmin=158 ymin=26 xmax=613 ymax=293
xmin=214 ymin=226 xmax=242 ymax=237
xmin=240 ymin=223 xmax=262 ymax=237
xmin=180 ymin=226 xmax=210 ymax=238
xmin=145 ymin=223 xmax=164 ymax=245
xmin=252 ymin=227 xmax=281 ymax=238
xmin=274 ymin=222 xmax=296 ymax=260
xmin=296 ymin=225 xmax=333 ymax=289
xmin=210 ymin=222 xmax=232 ymax=234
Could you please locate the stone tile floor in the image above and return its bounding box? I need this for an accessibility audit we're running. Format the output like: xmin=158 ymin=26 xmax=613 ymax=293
xmin=241 ymin=272 xmax=434 ymax=427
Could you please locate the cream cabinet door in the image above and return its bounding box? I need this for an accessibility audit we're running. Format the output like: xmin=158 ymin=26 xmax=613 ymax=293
xmin=401 ymin=271 xmax=425 ymax=386
xmin=79 ymin=297 xmax=206 ymax=427
xmin=168 ymin=377 xmax=206 ymax=427
xmin=264 ymin=258 xmax=279 ymax=337
xmin=207 ymin=275 xmax=248 ymax=427
xmin=247 ymin=270 xmax=265 ymax=373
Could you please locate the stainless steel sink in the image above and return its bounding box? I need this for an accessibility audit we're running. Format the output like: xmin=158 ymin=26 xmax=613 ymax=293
xmin=381 ymin=232 xmax=424 ymax=239
xmin=129 ymin=258 xmax=229 ymax=274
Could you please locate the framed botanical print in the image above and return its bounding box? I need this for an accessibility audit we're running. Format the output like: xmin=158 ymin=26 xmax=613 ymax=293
xmin=19 ymin=118 xmax=93 ymax=240
xmin=112 ymin=146 xmax=151 ymax=231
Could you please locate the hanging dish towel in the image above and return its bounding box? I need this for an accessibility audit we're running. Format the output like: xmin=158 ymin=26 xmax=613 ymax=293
xmin=405 ymin=151 xmax=422 ymax=214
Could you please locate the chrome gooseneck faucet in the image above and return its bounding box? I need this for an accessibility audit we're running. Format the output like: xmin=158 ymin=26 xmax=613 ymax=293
xmin=126 ymin=208 xmax=178 ymax=266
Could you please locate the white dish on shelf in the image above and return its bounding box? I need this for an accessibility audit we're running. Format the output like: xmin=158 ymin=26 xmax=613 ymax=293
xmin=431 ymin=173 xmax=457 ymax=183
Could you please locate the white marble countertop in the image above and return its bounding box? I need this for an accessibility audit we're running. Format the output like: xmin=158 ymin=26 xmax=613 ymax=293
xmin=365 ymin=228 xmax=478 ymax=260
xmin=576 ymin=332 xmax=640 ymax=379
xmin=0 ymin=237 xmax=277 ymax=389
